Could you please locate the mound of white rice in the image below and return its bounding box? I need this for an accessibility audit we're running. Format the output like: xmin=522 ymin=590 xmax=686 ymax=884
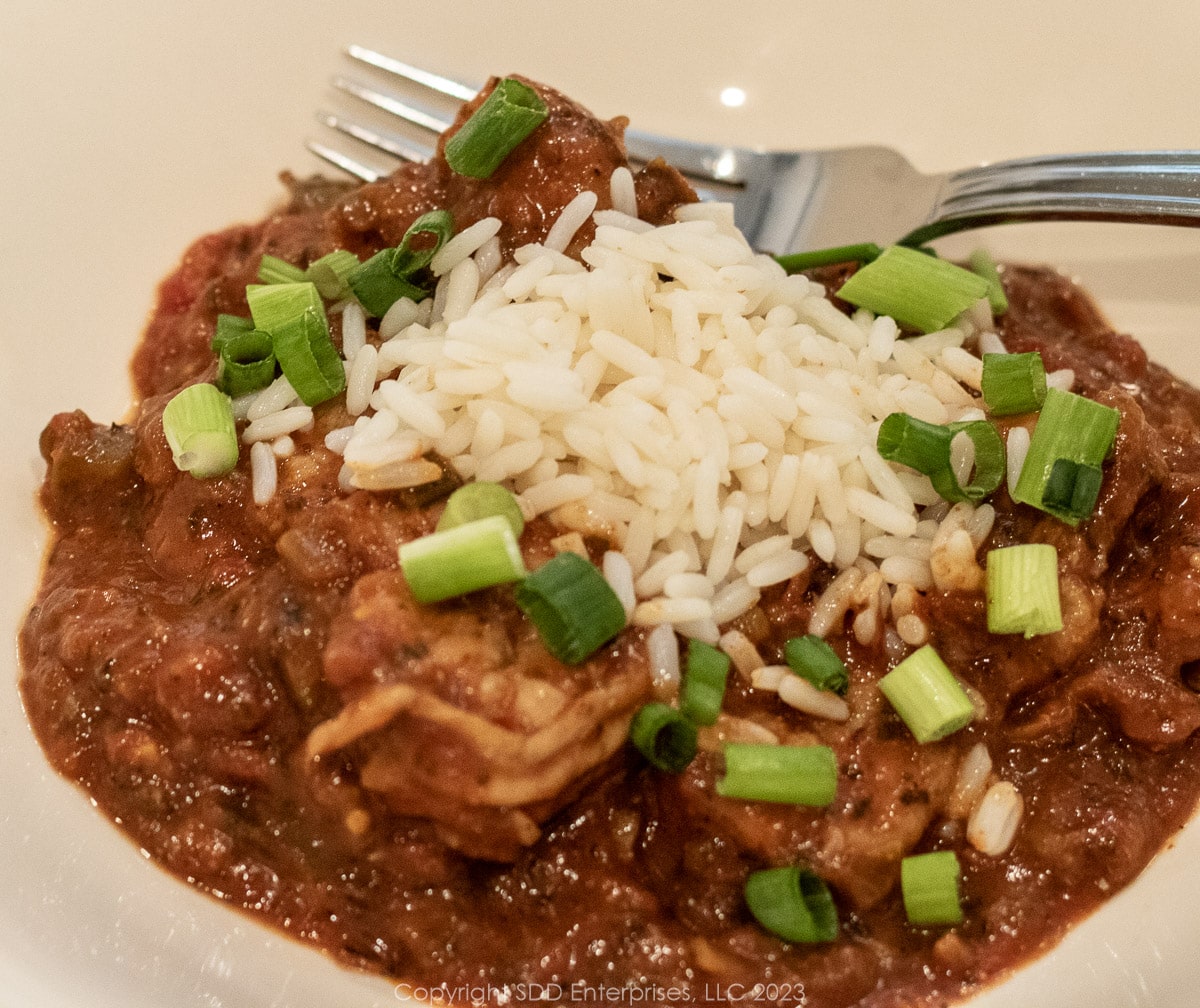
xmin=240 ymin=171 xmax=1060 ymax=655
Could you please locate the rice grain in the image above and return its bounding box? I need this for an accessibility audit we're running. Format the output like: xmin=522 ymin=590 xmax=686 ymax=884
xmin=967 ymin=781 xmax=1024 ymax=856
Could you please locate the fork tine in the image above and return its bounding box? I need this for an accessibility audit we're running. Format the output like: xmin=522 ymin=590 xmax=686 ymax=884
xmin=622 ymin=132 xmax=752 ymax=187
xmin=343 ymin=46 xmax=728 ymax=184
xmin=346 ymin=45 xmax=479 ymax=103
xmin=318 ymin=110 xmax=435 ymax=164
xmin=332 ymin=75 xmax=454 ymax=136
xmin=305 ymin=138 xmax=383 ymax=183
xmin=324 ymin=47 xmax=747 ymax=200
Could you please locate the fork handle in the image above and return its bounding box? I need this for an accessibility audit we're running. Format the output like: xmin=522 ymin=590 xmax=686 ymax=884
xmin=913 ymin=151 xmax=1200 ymax=244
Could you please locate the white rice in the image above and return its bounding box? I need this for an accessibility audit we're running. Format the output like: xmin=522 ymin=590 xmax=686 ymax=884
xmin=345 ymin=343 xmax=379 ymax=417
xmin=340 ymin=301 xmax=368 ymax=360
xmin=967 ymin=780 xmax=1024 ymax=855
xmin=602 ymin=549 xmax=637 ymax=619
xmin=544 ymin=190 xmax=598 ymax=253
xmin=249 ymin=440 xmax=277 ymax=505
xmin=633 ymin=596 xmax=713 ymax=627
xmin=1006 ymin=426 xmax=1031 ymax=497
xmin=948 ymin=742 xmax=993 ymax=819
xmin=710 ymin=579 xmax=761 ymax=626
xmin=646 ymin=622 xmax=682 ymax=692
xmin=777 ymin=672 xmax=851 ymax=721
xmin=663 ymin=571 xmax=716 ymax=600
xmin=241 ymin=173 xmax=1007 ymax=712
xmin=241 ymin=405 xmax=314 ymax=443
xmin=1047 ymin=368 xmax=1076 ymax=391
xmin=977 ymin=330 xmax=1007 ymax=355
xmin=247 ymin=374 xmax=300 ymax=421
xmin=431 ymin=216 xmax=503 ymax=276
xmin=609 ymin=166 xmax=638 ymax=218
xmin=750 ymin=664 xmax=788 ymax=691
xmin=719 ymin=629 xmax=766 ymax=680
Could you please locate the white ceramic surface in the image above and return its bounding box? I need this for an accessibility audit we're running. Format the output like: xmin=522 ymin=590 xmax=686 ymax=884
xmin=4 ymin=2 xmax=1200 ymax=1006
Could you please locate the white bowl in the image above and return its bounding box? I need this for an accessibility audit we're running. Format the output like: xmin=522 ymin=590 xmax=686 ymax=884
xmin=3 ymin=3 xmax=1199 ymax=1005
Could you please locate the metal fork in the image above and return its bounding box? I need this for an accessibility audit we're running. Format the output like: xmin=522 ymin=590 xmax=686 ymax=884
xmin=309 ymin=46 xmax=1200 ymax=252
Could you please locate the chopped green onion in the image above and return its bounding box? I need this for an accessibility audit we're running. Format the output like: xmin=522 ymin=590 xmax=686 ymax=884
xmin=444 ymin=77 xmax=549 ymax=179
xmin=215 ymin=328 xmax=276 ymax=398
xmin=877 ymin=411 xmax=950 ymax=473
xmin=967 ymin=247 xmax=1008 ymax=316
xmin=211 ymin=312 xmax=255 ymax=353
xmin=258 ymin=254 xmax=308 ymax=285
xmin=437 ymin=481 xmax=525 ymax=540
xmin=878 ymin=645 xmax=974 ymax=743
xmin=514 ymin=551 xmax=627 ymax=664
xmin=246 ymin=281 xmax=345 ymax=406
xmin=393 ymin=209 xmax=455 ymax=276
xmin=348 ymin=210 xmax=455 ymax=318
xmin=947 ymin=421 xmax=1006 ymax=502
xmin=745 ymin=866 xmax=839 ymax=944
xmin=901 ymin=851 xmax=963 ymax=926
xmin=679 ymin=639 xmax=731 ymax=726
xmin=877 ymin=413 xmax=1005 ymax=504
xmin=986 ymin=543 xmax=1063 ymax=638
xmin=784 ymin=635 xmax=849 ymax=696
xmin=161 ymin=383 xmax=239 ymax=479
xmin=629 ymin=702 xmax=698 ymax=773
xmin=775 ymin=242 xmax=883 ymax=274
xmin=273 ymin=305 xmax=345 ymax=406
xmin=398 ymin=514 xmax=527 ymax=604
xmin=835 ymin=244 xmax=990 ymax=333
xmin=1042 ymin=458 xmax=1105 ymax=520
xmin=716 ymin=743 xmax=838 ymax=807
xmin=981 ymin=352 xmax=1046 ymax=415
xmin=348 ymin=250 xmax=427 ymax=319
xmin=306 ymin=249 xmax=361 ymax=301
xmin=1011 ymin=387 xmax=1120 ymax=525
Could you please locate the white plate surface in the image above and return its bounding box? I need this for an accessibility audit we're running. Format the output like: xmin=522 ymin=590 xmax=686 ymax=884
xmin=4 ymin=2 xmax=1200 ymax=1006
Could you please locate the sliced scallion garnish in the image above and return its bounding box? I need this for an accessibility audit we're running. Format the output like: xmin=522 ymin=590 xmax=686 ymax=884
xmin=211 ymin=312 xmax=255 ymax=353
xmin=161 ymin=382 xmax=239 ymax=478
xmin=246 ymin=281 xmax=345 ymax=406
xmin=348 ymin=209 xmax=455 ymax=318
xmin=305 ymin=249 xmax=362 ymax=301
xmin=774 ymin=242 xmax=883 ymax=275
xmin=215 ymin=328 xmax=276 ymax=398
xmin=878 ymin=645 xmax=975 ymax=743
xmin=877 ymin=413 xmax=1005 ymax=504
xmin=986 ymin=543 xmax=1063 ymax=638
xmin=784 ymin=635 xmax=849 ymax=696
xmin=1011 ymin=387 xmax=1120 ymax=525
xmin=981 ymin=352 xmax=1046 ymax=416
xmin=835 ymin=244 xmax=990 ymax=333
xmin=398 ymin=514 xmax=527 ymax=604
xmin=258 ymin=254 xmax=308 ymax=285
xmin=348 ymin=251 xmax=426 ymax=319
xmin=436 ymin=481 xmax=525 ymax=540
xmin=901 ymin=850 xmax=963 ymax=926
xmin=679 ymin=639 xmax=731 ymax=727
xmin=745 ymin=866 xmax=839 ymax=944
xmin=393 ymin=209 xmax=456 ymax=276
xmin=629 ymin=702 xmax=698 ymax=773
xmin=1042 ymin=457 xmax=1105 ymax=520
xmin=716 ymin=743 xmax=838 ymax=807
xmin=967 ymin=247 xmax=1008 ymax=316
xmin=444 ymin=77 xmax=549 ymax=179
xmin=514 ymin=551 xmax=627 ymax=664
